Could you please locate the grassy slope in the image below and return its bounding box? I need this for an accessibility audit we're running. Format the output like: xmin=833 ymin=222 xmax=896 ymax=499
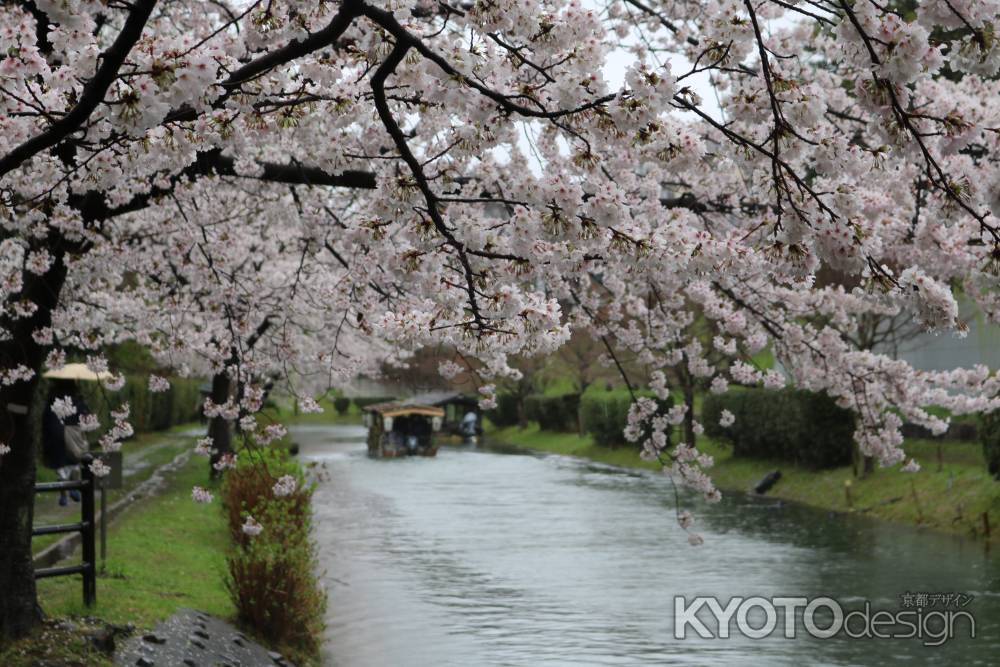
xmin=0 ymin=619 xmax=117 ymax=667
xmin=13 ymin=412 xmax=333 ymax=665
xmin=489 ymin=423 xmax=1000 ymax=541
xmin=267 ymin=395 xmax=367 ymax=425
xmin=34 ymin=453 xmax=232 ymax=627
xmin=32 ymin=423 xmax=201 ymax=554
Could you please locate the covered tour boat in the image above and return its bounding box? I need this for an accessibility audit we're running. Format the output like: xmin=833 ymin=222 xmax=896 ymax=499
xmin=362 ymin=400 xmax=445 ymax=458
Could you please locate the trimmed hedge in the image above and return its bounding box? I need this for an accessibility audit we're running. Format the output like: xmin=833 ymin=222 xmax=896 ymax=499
xmin=580 ymin=391 xmax=672 ymax=448
xmin=524 ymin=393 xmax=580 ymax=432
xmin=71 ymin=374 xmax=202 ymax=435
xmin=487 ymin=393 xmax=522 ymax=428
xmin=703 ymin=388 xmax=853 ymax=469
xmin=903 ymin=420 xmax=978 ymax=442
xmin=333 ymin=397 xmax=351 ymax=415
xmin=981 ymin=411 xmax=1000 ymax=480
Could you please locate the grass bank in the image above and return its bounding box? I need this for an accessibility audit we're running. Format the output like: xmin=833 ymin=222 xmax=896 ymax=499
xmin=5 ymin=449 xmax=232 ymax=666
xmin=489 ymin=423 xmax=1000 ymax=541
xmin=34 ymin=452 xmax=232 ymax=625
xmin=268 ymin=395 xmax=366 ymax=426
xmin=33 ymin=422 xmax=201 ymax=554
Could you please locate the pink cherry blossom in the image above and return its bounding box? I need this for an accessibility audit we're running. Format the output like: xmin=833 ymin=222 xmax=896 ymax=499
xmin=241 ymin=516 xmax=263 ymax=537
xmin=191 ymin=486 xmax=214 ymax=504
xmin=272 ymin=475 xmax=297 ymax=498
xmin=0 ymin=0 xmax=998 ymax=562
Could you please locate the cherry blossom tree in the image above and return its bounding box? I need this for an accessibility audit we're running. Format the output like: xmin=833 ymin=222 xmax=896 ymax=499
xmin=4 ymin=0 xmax=1000 ymax=639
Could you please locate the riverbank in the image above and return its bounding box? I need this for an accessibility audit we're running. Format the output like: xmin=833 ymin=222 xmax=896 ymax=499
xmin=34 ymin=450 xmax=233 ymax=625
xmin=488 ymin=423 xmax=1000 ymax=542
xmin=32 ymin=422 xmax=201 ymax=555
xmin=18 ymin=422 xmax=323 ymax=666
xmin=270 ymin=395 xmax=371 ymax=426
xmin=4 ymin=441 xmax=231 ymax=667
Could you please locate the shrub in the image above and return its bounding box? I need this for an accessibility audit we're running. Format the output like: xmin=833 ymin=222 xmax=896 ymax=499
xmin=524 ymin=393 xmax=580 ymax=432
xmin=226 ymin=534 xmax=326 ymax=662
xmin=221 ymin=449 xmax=311 ymax=548
xmin=902 ymin=419 xmax=978 ymax=441
xmin=949 ymin=420 xmax=978 ymax=442
xmin=980 ymin=411 xmax=1000 ymax=480
xmin=703 ymin=388 xmax=853 ymax=469
xmin=333 ymin=397 xmax=351 ymax=415
xmin=580 ymin=391 xmax=671 ymax=448
xmin=487 ymin=393 xmax=521 ymax=428
xmin=223 ymin=449 xmax=325 ymax=663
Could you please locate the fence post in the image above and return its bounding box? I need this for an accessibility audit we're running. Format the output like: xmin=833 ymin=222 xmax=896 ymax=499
xmin=80 ymin=455 xmax=96 ymax=607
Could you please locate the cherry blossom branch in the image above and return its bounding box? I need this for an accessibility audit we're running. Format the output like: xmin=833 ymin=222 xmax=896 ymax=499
xmin=369 ymin=43 xmax=493 ymax=331
xmin=164 ymin=2 xmax=362 ymax=124
xmin=359 ymin=2 xmax=617 ymax=119
xmin=836 ymin=0 xmax=999 ymax=244
xmin=0 ymin=0 xmax=158 ymax=179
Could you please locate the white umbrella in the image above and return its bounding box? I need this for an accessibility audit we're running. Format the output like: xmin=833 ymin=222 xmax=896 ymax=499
xmin=43 ymin=363 xmax=113 ymax=382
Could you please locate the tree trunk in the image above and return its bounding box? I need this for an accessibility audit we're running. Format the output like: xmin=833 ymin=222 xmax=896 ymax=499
xmin=851 ymin=441 xmax=876 ymax=478
xmin=208 ymin=371 xmax=232 ymax=480
xmin=0 ymin=245 xmax=68 ymax=640
xmin=0 ymin=379 xmax=44 ymax=641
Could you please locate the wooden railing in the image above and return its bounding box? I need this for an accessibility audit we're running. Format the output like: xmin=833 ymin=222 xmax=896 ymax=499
xmin=33 ymin=454 xmax=96 ymax=606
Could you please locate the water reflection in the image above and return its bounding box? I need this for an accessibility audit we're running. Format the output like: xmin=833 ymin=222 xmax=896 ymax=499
xmin=297 ymin=425 xmax=1000 ymax=666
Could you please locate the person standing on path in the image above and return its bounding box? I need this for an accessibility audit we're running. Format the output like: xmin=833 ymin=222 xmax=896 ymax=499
xmin=41 ymin=379 xmax=92 ymax=506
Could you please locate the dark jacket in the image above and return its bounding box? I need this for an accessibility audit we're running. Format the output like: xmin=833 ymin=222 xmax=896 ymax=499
xmin=41 ymin=395 xmax=90 ymax=469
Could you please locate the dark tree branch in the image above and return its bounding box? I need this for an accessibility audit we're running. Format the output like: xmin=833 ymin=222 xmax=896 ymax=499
xmin=0 ymin=0 xmax=158 ymax=178
xmin=164 ymin=3 xmax=361 ymax=124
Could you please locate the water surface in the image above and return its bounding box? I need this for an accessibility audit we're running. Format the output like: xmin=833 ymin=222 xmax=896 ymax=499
xmin=297 ymin=424 xmax=1000 ymax=666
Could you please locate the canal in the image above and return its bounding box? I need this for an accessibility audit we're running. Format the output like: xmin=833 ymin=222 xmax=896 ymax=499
xmin=296 ymin=424 xmax=1000 ymax=666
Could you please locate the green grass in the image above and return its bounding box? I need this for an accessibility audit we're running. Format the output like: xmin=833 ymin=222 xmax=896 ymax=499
xmin=32 ymin=424 xmax=201 ymax=554
xmin=35 ymin=454 xmax=232 ymax=628
xmin=489 ymin=424 xmax=1000 ymax=541
xmin=17 ymin=418 xmax=324 ymax=666
xmin=490 ymin=423 xmax=661 ymax=471
xmin=699 ymin=438 xmax=1000 ymax=538
xmin=267 ymin=395 xmax=364 ymax=425
xmin=0 ymin=618 xmax=116 ymax=667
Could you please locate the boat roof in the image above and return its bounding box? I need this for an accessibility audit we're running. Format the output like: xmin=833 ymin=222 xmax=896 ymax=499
xmin=362 ymin=400 xmax=445 ymax=418
xmin=413 ymin=390 xmax=475 ymax=404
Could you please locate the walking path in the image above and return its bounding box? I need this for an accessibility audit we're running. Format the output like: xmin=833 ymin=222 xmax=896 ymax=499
xmin=32 ymin=426 xmax=202 ymax=560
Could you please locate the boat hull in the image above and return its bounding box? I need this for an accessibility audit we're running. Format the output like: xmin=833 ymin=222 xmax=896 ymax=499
xmin=367 ymin=441 xmax=439 ymax=458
